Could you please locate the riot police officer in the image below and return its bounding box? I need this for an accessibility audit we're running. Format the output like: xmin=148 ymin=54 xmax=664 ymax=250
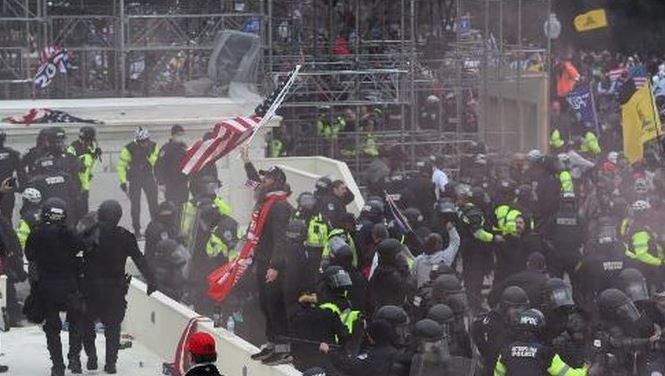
xmin=180 ymin=175 xmax=232 ymax=247
xmin=27 ymin=155 xmax=80 ymax=226
xmin=494 ymin=309 xmax=589 ymax=376
xmin=67 ymin=126 xmax=102 ymax=215
xmin=410 ymin=318 xmax=474 ymax=376
xmin=144 ymin=201 xmax=180 ymax=267
xmin=471 ymin=286 xmax=530 ymax=375
xmin=329 ymin=240 xmax=367 ymax=312
xmin=545 ymin=193 xmax=582 ymax=281
xmin=117 ymin=127 xmax=159 ymax=237
xmin=25 ymin=198 xmax=85 ymax=376
xmin=0 ymin=130 xmax=24 ymax=222
xmin=427 ymin=303 xmax=472 ymax=358
xmin=294 ymin=192 xmax=329 ymax=278
xmin=152 ymin=238 xmax=188 ymax=301
xmin=75 ymin=200 xmax=156 ymax=374
xmin=17 ymin=187 xmax=42 ymax=250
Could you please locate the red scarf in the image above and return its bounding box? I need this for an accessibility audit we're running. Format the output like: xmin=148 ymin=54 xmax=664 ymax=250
xmin=207 ymin=191 xmax=288 ymax=302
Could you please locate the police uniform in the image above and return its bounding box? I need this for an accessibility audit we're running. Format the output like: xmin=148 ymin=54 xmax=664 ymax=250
xmin=294 ymin=209 xmax=328 ymax=277
xmin=67 ymin=139 xmax=100 ymax=215
xmin=117 ymin=139 xmax=159 ymax=234
xmin=495 ymin=342 xmax=587 ymax=376
xmin=26 ymin=157 xmax=80 ymax=225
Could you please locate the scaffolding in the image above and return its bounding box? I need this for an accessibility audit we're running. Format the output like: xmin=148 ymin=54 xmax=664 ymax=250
xmin=1 ymin=0 xmax=550 ymax=176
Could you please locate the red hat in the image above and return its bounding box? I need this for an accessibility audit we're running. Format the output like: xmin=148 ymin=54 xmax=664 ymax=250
xmin=186 ymin=332 xmax=216 ymax=356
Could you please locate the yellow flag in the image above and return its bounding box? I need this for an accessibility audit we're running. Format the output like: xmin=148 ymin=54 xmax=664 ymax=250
xmin=621 ymin=83 xmax=662 ymax=163
xmin=574 ymin=9 xmax=608 ymax=32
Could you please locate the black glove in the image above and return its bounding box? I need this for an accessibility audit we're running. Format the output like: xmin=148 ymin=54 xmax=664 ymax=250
xmin=120 ymin=183 xmax=127 ymax=193
xmin=147 ymin=282 xmax=157 ymax=296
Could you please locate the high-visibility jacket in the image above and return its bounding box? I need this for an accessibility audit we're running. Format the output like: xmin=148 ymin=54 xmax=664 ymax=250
xmin=322 ymin=228 xmax=358 ymax=267
xmin=550 ymin=129 xmax=565 ymax=150
xmin=67 ymin=140 xmax=98 ymax=191
xmin=579 ymin=131 xmax=601 ymax=157
xmin=625 ymin=229 xmax=664 ymax=267
xmin=320 ymin=302 xmax=360 ymax=336
xmin=494 ymin=204 xmax=522 ymax=236
xmin=295 ymin=211 xmax=328 ymax=249
xmin=269 ymin=139 xmax=284 ymax=158
xmin=495 ymin=352 xmax=587 ymax=376
xmin=180 ymin=197 xmax=232 ymax=243
xmin=460 ymin=203 xmax=495 ymax=242
xmin=117 ymin=141 xmax=158 ymax=184
xmin=559 ymin=170 xmax=574 ymax=197
xmin=206 ymin=229 xmax=240 ymax=261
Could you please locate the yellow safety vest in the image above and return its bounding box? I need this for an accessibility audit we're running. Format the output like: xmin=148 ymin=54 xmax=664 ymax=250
xmin=181 ymin=197 xmax=232 ymax=243
xmin=322 ymin=228 xmax=358 ymax=267
xmin=319 ymin=302 xmax=360 ymax=336
xmin=625 ymin=230 xmax=664 ymax=267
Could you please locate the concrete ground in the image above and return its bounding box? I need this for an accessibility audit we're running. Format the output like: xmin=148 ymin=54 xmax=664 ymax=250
xmin=2 ymin=325 xmax=164 ymax=376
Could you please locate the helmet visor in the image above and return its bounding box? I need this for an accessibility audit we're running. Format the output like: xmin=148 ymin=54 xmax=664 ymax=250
xmin=616 ymin=302 xmax=641 ymax=322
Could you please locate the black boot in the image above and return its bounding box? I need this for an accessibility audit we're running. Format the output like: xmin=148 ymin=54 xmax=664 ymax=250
xmin=67 ymin=356 xmax=82 ymax=374
xmin=46 ymin=331 xmax=65 ymax=376
xmin=87 ymin=356 xmax=98 ymax=370
xmin=104 ymin=363 xmax=117 ymax=374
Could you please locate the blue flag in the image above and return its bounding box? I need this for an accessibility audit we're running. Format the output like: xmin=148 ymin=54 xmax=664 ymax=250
xmin=566 ymin=84 xmax=599 ymax=130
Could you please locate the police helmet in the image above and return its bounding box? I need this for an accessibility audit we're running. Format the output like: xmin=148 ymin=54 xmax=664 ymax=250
xmin=404 ymin=207 xmax=424 ymax=226
xmin=22 ymin=187 xmax=42 ymax=204
xmin=374 ymin=305 xmax=409 ymax=326
xmin=434 ymin=198 xmax=457 ymax=215
xmin=413 ymin=319 xmax=443 ymax=342
xmin=79 ymin=126 xmax=96 ymax=141
xmin=98 ymin=200 xmax=123 ymax=226
xmin=598 ymin=288 xmax=641 ymax=322
xmin=41 ymin=197 xmax=67 ymax=224
xmin=426 ymin=304 xmax=455 ymax=325
xmin=135 ymin=126 xmax=150 ymax=141
xmin=517 ymin=308 xmax=546 ymax=333
xmin=322 ymin=265 xmax=352 ymax=290
xmin=429 ymin=261 xmax=456 ymax=281
xmin=199 ymin=204 xmax=222 ymax=230
xmin=501 ymin=286 xmax=530 ymax=307
xmin=297 ymin=192 xmax=317 ymax=211
xmin=631 ymin=200 xmax=651 ymax=213
xmin=329 ymin=242 xmax=354 ymax=270
xmin=315 ymin=176 xmax=332 ymax=194
xmin=618 ymin=268 xmax=650 ymax=303
xmin=362 ymin=198 xmax=385 ymax=218
xmin=286 ymin=219 xmax=307 ymax=244
xmin=43 ymin=127 xmax=66 ymax=151
xmin=432 ymin=274 xmax=464 ymax=294
xmin=376 ymin=238 xmax=402 ymax=264
xmin=216 ymin=216 xmax=239 ymax=249
xmin=542 ymin=278 xmax=575 ymax=310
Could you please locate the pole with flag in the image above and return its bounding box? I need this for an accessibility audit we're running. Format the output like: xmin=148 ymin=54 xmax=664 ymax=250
xmin=179 ymin=65 xmax=302 ymax=176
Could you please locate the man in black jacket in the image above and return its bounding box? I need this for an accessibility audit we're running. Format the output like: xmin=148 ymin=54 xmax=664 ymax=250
xmin=319 ymin=179 xmax=355 ymax=225
xmin=242 ymin=159 xmax=294 ymax=366
xmin=0 ymin=131 xmax=24 ymax=223
xmin=71 ymin=200 xmax=156 ymax=374
xmin=155 ymin=125 xmax=189 ymax=218
xmin=25 ymin=197 xmax=86 ymax=376
xmin=488 ymin=252 xmax=549 ymax=309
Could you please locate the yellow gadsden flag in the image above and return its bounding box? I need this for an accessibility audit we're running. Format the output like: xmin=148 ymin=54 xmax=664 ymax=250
xmin=621 ymin=83 xmax=662 ymax=163
xmin=574 ymin=9 xmax=608 ymax=32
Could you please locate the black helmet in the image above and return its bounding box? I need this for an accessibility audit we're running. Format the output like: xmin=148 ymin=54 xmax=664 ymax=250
xmin=517 ymin=308 xmax=546 ymax=333
xmin=157 ymin=201 xmax=176 ymax=222
xmin=413 ymin=319 xmax=443 ymax=342
xmin=434 ymin=198 xmax=457 ymax=215
xmin=297 ymin=192 xmax=317 ymax=211
xmin=432 ymin=274 xmax=463 ymax=295
xmin=198 ymin=203 xmax=222 ymax=230
xmin=429 ymin=261 xmax=456 ymax=281
xmin=376 ymin=238 xmax=402 ymax=264
xmin=286 ymin=219 xmax=307 ymax=244
xmin=362 ymin=198 xmax=385 ymax=218
xmin=618 ymin=268 xmax=649 ymax=303
xmin=499 ymin=286 xmax=530 ymax=323
xmin=315 ymin=176 xmax=332 ymax=194
xmin=79 ymin=126 xmax=96 ymax=141
xmin=598 ymin=288 xmax=641 ymax=322
xmin=329 ymin=242 xmax=354 ymax=271
xmin=98 ymin=200 xmax=122 ymax=226
xmin=322 ymin=265 xmax=352 ymax=290
xmin=374 ymin=305 xmax=409 ymax=326
xmin=404 ymin=207 xmax=424 ymax=226
xmin=543 ymin=278 xmax=575 ymax=311
xmin=215 ymin=216 xmax=239 ymax=249
xmin=43 ymin=126 xmax=66 ymax=151
xmin=426 ymin=304 xmax=455 ymax=325
xmin=41 ymin=197 xmax=67 ymax=224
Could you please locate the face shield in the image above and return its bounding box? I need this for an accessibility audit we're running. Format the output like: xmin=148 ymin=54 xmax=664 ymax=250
xmin=616 ymin=302 xmax=641 ymax=323
xmin=328 ymin=270 xmax=352 ymax=289
xmin=623 ymin=280 xmax=650 ymax=303
xmin=547 ymin=287 xmax=575 ymax=310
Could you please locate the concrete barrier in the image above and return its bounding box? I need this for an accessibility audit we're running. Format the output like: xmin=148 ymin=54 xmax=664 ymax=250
xmin=123 ymin=278 xmax=300 ymax=376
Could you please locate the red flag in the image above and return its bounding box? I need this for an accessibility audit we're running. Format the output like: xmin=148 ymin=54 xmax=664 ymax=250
xmin=207 ymin=191 xmax=289 ymax=302
xmin=179 ymin=115 xmax=260 ymax=176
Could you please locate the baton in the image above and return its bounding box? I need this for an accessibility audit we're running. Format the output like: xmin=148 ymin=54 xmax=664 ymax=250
xmin=276 ymin=336 xmax=341 ymax=349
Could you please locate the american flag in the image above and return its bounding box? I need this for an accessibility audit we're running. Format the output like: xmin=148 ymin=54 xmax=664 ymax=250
xmin=179 ymin=115 xmax=260 ymax=176
xmin=608 ymin=67 xmax=627 ymax=82
xmin=2 ymin=108 xmax=101 ymax=125
xmin=629 ymin=65 xmax=648 ymax=89
xmin=178 ymin=64 xmax=302 ymax=176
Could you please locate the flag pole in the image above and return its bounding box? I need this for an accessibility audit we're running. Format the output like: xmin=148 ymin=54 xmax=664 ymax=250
xmin=589 ymin=83 xmax=601 ymax=136
xmin=243 ymin=64 xmax=302 ymax=147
